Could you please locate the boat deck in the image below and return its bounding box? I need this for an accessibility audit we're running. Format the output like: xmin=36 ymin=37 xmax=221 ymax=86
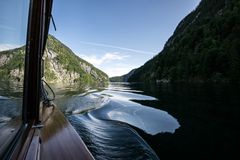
xmin=39 ymin=105 xmax=94 ymax=160
xmin=13 ymin=105 xmax=95 ymax=160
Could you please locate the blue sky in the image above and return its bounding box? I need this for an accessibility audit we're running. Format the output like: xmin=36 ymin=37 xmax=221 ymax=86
xmin=49 ymin=0 xmax=201 ymax=77
xmin=0 ymin=0 xmax=29 ymax=50
xmin=1 ymin=0 xmax=201 ymax=77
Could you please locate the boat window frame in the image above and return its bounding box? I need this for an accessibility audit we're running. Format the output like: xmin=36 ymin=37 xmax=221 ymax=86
xmin=22 ymin=0 xmax=53 ymax=124
xmin=0 ymin=0 xmax=53 ymax=159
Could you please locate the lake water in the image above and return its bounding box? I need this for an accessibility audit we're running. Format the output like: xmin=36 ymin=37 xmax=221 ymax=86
xmin=55 ymin=83 xmax=178 ymax=160
xmin=0 ymin=82 xmax=23 ymax=128
xmin=1 ymin=82 xmax=240 ymax=159
xmin=54 ymin=82 xmax=240 ymax=160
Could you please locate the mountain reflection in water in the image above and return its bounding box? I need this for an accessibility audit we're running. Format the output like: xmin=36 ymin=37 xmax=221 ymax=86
xmin=56 ymin=82 xmax=180 ymax=160
xmin=2 ymin=82 xmax=239 ymax=159
xmin=0 ymin=82 xmax=23 ymax=128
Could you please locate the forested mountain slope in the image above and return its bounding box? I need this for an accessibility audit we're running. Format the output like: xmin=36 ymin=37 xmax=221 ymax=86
xmin=128 ymin=0 xmax=240 ymax=83
xmin=0 ymin=35 xmax=109 ymax=87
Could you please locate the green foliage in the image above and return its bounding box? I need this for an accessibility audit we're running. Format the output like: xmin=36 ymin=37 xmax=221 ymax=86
xmin=110 ymin=69 xmax=136 ymax=82
xmin=110 ymin=76 xmax=124 ymax=82
xmin=0 ymin=36 xmax=109 ymax=88
xmin=44 ymin=58 xmax=57 ymax=81
xmin=129 ymin=0 xmax=240 ymax=83
xmin=0 ymin=47 xmax=25 ymax=80
xmin=46 ymin=35 xmax=109 ymax=87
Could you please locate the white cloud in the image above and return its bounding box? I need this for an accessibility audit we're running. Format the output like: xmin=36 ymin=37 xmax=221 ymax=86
xmin=79 ymin=52 xmax=129 ymax=66
xmin=0 ymin=44 xmax=20 ymax=51
xmin=78 ymin=52 xmax=141 ymax=77
xmin=101 ymin=63 xmax=138 ymax=77
xmin=78 ymin=41 xmax=156 ymax=55
xmin=102 ymin=64 xmax=139 ymax=77
xmin=104 ymin=66 xmax=134 ymax=77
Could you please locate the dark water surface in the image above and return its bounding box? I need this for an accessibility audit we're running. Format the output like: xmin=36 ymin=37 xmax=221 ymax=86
xmin=129 ymin=83 xmax=240 ymax=160
xmin=55 ymin=82 xmax=240 ymax=160
xmin=0 ymin=82 xmax=23 ymax=128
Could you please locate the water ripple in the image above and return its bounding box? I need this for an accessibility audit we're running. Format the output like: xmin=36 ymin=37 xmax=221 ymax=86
xmin=69 ymin=114 xmax=159 ymax=160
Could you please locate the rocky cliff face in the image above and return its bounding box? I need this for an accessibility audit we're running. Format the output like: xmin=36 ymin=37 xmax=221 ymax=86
xmin=0 ymin=35 xmax=109 ymax=87
xmin=0 ymin=47 xmax=25 ymax=82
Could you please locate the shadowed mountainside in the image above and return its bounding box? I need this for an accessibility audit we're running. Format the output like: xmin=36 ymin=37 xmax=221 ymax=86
xmin=118 ymin=0 xmax=240 ymax=83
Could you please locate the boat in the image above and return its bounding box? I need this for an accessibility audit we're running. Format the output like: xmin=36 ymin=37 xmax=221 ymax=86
xmin=0 ymin=0 xmax=94 ymax=159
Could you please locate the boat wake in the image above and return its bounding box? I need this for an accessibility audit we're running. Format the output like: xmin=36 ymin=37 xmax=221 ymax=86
xmin=56 ymin=83 xmax=180 ymax=160
xmin=69 ymin=113 xmax=159 ymax=160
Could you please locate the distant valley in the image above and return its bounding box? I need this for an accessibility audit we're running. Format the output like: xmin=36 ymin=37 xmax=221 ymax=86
xmin=111 ymin=0 xmax=240 ymax=83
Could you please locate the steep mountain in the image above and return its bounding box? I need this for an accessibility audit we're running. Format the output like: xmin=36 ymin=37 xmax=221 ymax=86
xmin=128 ymin=0 xmax=240 ymax=83
xmin=0 ymin=35 xmax=109 ymax=87
xmin=0 ymin=47 xmax=25 ymax=82
xmin=110 ymin=69 xmax=136 ymax=82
